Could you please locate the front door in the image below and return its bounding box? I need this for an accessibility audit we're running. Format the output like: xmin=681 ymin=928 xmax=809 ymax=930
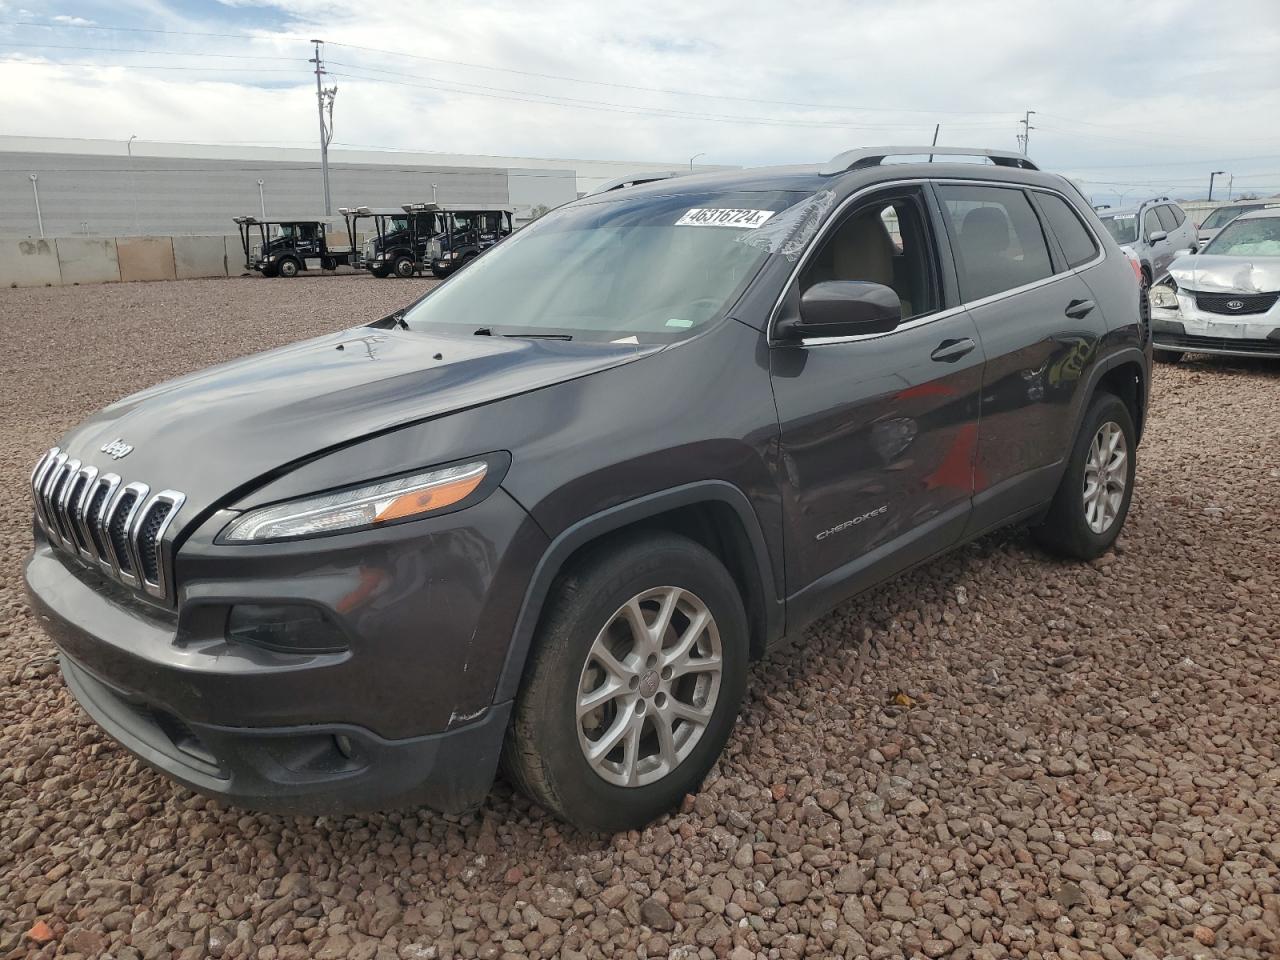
xmin=769 ymin=187 xmax=984 ymax=621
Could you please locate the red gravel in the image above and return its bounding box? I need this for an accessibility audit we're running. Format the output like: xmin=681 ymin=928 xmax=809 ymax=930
xmin=1 ymin=276 xmax=1279 ymax=960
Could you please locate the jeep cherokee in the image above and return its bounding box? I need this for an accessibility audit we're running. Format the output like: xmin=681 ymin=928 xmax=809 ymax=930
xmin=26 ymin=146 xmax=1151 ymax=832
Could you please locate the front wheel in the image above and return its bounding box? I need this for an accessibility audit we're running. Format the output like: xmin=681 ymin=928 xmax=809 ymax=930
xmin=277 ymin=258 xmax=300 ymax=278
xmin=1032 ymin=392 xmax=1136 ymax=560
xmin=502 ymin=533 xmax=748 ymax=832
xmin=393 ymin=255 xmax=415 ymax=278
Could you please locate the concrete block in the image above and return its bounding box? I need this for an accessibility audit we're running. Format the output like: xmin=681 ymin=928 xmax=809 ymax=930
xmin=172 ymin=235 xmax=227 ymax=279
xmin=117 ymin=236 xmax=176 ymax=282
xmin=56 ymin=237 xmax=121 ymax=285
xmin=226 ymin=234 xmax=253 ymax=274
xmin=0 ymin=238 xmax=62 ymax=287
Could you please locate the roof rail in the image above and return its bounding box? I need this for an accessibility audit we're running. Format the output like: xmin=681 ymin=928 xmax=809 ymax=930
xmin=820 ymin=146 xmax=1039 ymax=176
xmin=588 ymin=171 xmax=686 ymax=196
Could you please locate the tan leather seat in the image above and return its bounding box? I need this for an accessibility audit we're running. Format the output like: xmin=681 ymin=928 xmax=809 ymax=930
xmin=829 ymin=211 xmax=911 ymax=316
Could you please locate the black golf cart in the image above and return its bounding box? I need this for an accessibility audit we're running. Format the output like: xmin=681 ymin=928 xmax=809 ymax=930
xmin=233 ymin=216 xmax=354 ymax=278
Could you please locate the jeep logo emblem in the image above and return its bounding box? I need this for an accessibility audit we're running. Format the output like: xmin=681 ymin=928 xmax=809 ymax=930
xmin=100 ymin=438 xmax=133 ymax=460
xmin=1226 ymin=299 xmax=1245 ymax=311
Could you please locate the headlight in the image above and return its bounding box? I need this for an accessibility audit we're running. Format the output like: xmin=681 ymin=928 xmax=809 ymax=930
xmin=1149 ymin=282 xmax=1179 ymax=310
xmin=222 ymin=461 xmax=489 ymax=542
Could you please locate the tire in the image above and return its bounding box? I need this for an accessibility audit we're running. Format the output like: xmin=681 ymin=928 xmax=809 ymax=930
xmin=321 ymin=256 xmax=337 ymax=271
xmin=277 ymin=258 xmax=300 ymax=278
xmin=1154 ymin=349 xmax=1184 ymax=364
xmin=502 ymin=532 xmax=749 ymax=832
xmin=1032 ymin=391 xmax=1137 ymax=560
xmin=393 ymin=255 xmax=415 ymax=278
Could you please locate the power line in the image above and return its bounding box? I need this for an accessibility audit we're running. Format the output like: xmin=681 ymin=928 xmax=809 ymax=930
xmin=0 ymin=57 xmax=301 ymax=74
xmin=325 ymin=67 xmax=1011 ymax=131
xmin=0 ymin=17 xmax=1018 ymax=118
xmin=0 ymin=41 xmax=303 ymax=61
xmin=325 ymin=60 xmax=1009 ymax=129
xmin=326 ymin=41 xmax=1015 ymax=117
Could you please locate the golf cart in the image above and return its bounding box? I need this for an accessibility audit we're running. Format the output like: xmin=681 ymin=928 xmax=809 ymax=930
xmin=233 ymin=216 xmax=354 ymax=278
xmin=422 ymin=205 xmax=515 ymax=278
xmin=342 ymin=206 xmax=442 ymax=278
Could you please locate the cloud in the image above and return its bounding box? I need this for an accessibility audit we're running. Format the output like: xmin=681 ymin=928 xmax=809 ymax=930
xmin=3 ymin=0 xmax=1280 ymax=200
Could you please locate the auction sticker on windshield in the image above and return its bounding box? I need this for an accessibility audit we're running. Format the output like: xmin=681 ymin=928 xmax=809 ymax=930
xmin=676 ymin=208 xmax=776 ymax=229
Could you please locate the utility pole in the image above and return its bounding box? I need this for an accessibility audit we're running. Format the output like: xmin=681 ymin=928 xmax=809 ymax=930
xmin=1017 ymin=110 xmax=1036 ymax=155
xmin=257 ymin=179 xmax=267 ymax=219
xmin=1208 ymin=170 xmax=1226 ymax=202
xmin=310 ymin=40 xmax=338 ymax=215
xmin=1227 ymin=174 xmax=1234 ymax=201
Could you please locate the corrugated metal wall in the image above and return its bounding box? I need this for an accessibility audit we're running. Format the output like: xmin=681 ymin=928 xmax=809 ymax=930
xmin=0 ymin=152 xmax=579 ymax=238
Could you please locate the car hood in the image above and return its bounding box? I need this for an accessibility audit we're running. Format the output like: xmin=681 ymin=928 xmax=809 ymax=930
xmin=1167 ymin=253 xmax=1280 ymax=293
xmin=53 ymin=327 xmax=657 ymax=519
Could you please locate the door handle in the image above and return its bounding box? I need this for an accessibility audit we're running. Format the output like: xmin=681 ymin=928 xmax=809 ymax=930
xmin=930 ymin=337 xmax=976 ymax=363
xmin=1065 ymin=298 xmax=1095 ymax=319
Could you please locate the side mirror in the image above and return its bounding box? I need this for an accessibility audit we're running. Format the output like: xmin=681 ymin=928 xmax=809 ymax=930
xmin=1149 ymin=230 xmax=1168 ymax=243
xmin=777 ymin=281 xmax=903 ymax=340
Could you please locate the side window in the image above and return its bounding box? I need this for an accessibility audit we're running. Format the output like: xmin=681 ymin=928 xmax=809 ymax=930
xmin=937 ymin=184 xmax=1054 ymax=302
xmin=1036 ymin=193 xmax=1099 ymax=269
xmin=799 ymin=193 xmax=939 ymax=320
xmin=1156 ymin=205 xmax=1179 ymax=232
xmin=1144 ymin=208 xmax=1163 ymax=239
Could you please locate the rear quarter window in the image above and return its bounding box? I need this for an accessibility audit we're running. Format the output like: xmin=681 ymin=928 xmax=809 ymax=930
xmin=1156 ymin=206 xmax=1179 ymax=232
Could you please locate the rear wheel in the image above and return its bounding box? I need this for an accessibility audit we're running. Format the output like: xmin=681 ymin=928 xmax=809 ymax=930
xmin=502 ymin=533 xmax=748 ymax=831
xmin=393 ymin=255 xmax=415 ymax=278
xmin=1154 ymin=349 xmax=1184 ymax=363
xmin=1033 ymin=392 xmax=1136 ymax=560
xmin=277 ymin=258 xmax=300 ymax=278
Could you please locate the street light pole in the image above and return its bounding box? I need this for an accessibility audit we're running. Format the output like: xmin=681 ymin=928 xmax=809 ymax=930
xmin=127 ymin=134 xmax=140 ymax=235
xmin=1208 ymin=170 xmax=1226 ymax=202
xmin=432 ymin=183 xmax=438 ymax=204
xmin=30 ymin=174 xmax=44 ymax=238
xmin=257 ymin=179 xmax=266 ymax=219
xmin=689 ymin=152 xmax=706 ymax=171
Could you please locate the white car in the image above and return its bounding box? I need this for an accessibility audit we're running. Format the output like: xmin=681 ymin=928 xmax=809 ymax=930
xmin=1149 ymin=208 xmax=1280 ymax=361
xmin=1195 ymin=200 xmax=1280 ymax=248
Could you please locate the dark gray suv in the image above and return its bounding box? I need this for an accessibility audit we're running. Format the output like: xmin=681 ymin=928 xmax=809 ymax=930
xmin=26 ymin=147 xmax=1151 ymax=831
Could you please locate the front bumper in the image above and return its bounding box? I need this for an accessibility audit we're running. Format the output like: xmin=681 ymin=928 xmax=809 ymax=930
xmin=1152 ymin=315 xmax=1280 ymax=358
xmin=24 ymin=486 xmax=548 ymax=814
xmin=57 ymin=651 xmax=510 ymax=814
xmin=1151 ymin=287 xmax=1280 ymax=357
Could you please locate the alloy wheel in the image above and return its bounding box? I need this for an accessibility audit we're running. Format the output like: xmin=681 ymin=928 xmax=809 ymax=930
xmin=1083 ymin=421 xmax=1128 ymax=534
xmin=576 ymin=586 xmax=722 ymax=788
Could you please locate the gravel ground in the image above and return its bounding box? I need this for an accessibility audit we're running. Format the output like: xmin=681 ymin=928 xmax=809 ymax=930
xmin=2 ymin=276 xmax=1279 ymax=960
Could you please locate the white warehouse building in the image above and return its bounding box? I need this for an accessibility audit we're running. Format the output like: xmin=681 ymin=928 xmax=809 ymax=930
xmin=0 ymin=136 xmax=725 ymax=239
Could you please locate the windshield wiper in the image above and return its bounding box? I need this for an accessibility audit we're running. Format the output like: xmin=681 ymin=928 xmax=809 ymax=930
xmin=503 ymin=333 xmax=573 ymax=340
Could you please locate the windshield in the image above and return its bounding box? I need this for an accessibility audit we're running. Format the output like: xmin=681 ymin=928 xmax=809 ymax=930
xmin=1200 ymin=206 xmax=1248 ymax=230
xmin=1099 ymin=214 xmax=1138 ymax=245
xmin=1201 ymin=216 xmax=1280 ymax=256
xmin=402 ymin=189 xmax=810 ymax=341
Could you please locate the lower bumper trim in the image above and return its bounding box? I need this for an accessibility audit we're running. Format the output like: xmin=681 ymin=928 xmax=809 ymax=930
xmin=61 ymin=653 xmax=511 ymax=816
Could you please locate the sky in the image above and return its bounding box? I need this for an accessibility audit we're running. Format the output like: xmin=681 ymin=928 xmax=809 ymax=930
xmin=3 ymin=0 xmax=1280 ymax=205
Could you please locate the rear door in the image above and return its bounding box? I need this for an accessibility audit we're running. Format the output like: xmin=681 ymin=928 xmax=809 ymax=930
xmin=934 ymin=182 xmax=1105 ymax=533
xmin=769 ymin=185 xmax=985 ymax=619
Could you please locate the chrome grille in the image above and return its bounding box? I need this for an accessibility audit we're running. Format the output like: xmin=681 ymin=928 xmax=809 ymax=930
xmin=30 ymin=447 xmax=186 ymax=602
